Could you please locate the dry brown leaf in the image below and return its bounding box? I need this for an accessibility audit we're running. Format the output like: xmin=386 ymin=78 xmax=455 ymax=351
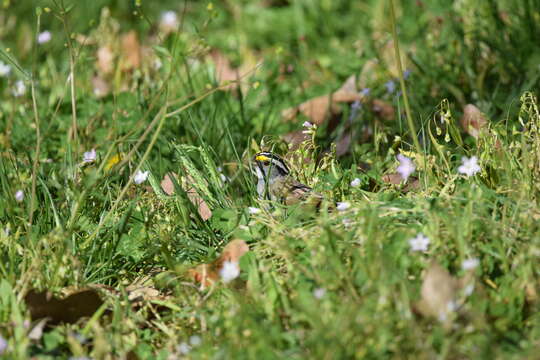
xmin=210 ymin=50 xmax=240 ymax=91
xmin=282 ymin=130 xmax=310 ymax=150
xmin=382 ymin=172 xmax=403 ymax=185
xmin=335 ymin=131 xmax=354 ymax=157
xmin=96 ymin=45 xmax=114 ymax=75
xmin=416 ymin=262 xmax=460 ymax=327
xmin=160 ymin=173 xmax=176 ymax=196
xmin=220 ymin=239 xmax=250 ymax=263
xmin=525 ymin=282 xmax=538 ymax=304
xmin=125 ymin=286 xmax=161 ymax=302
xmin=372 ymin=99 xmax=395 ymax=121
xmin=121 ymin=30 xmax=141 ymax=71
xmin=382 ymin=173 xmax=420 ymax=192
xmin=282 ymin=75 xmax=365 ymax=125
xmin=25 ymin=289 xmax=104 ymax=325
xmin=184 ymin=180 xmax=212 ymax=221
xmin=189 ymin=239 xmax=249 ymax=289
xmin=161 ymin=173 xmax=212 ymax=220
xmin=460 ymin=104 xmax=488 ymax=139
xmin=92 ymin=76 xmax=110 ymax=98
xmin=28 ymin=318 xmax=48 ymax=341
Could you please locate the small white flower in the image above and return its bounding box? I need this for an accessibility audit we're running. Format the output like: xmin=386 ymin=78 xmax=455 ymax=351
xmin=177 ymin=342 xmax=191 ymax=355
xmin=15 ymin=190 xmax=24 ymax=202
xmin=219 ymin=261 xmax=240 ymax=283
xmin=336 ymin=201 xmax=350 ymax=211
xmin=12 ymin=80 xmax=26 ymax=97
xmin=160 ymin=11 xmax=179 ymax=31
xmin=461 ymin=258 xmax=479 ymax=271
xmin=248 ymin=207 xmax=261 ymax=215
xmin=396 ymin=154 xmax=416 ymax=181
xmin=189 ymin=335 xmax=202 ymax=347
xmin=313 ymin=287 xmax=326 ymax=299
xmin=350 ymin=178 xmax=361 ymax=187
xmin=133 ymin=170 xmax=149 ymax=184
xmin=0 ymin=61 xmax=11 ymax=77
xmin=82 ymin=149 xmax=97 ymax=163
xmin=458 ymin=156 xmax=481 ymax=177
xmin=37 ymin=31 xmax=52 ymax=44
xmin=303 ymin=121 xmax=314 ymax=128
xmin=217 ymin=167 xmax=229 ymax=182
xmin=408 ymin=233 xmax=430 ymax=252
xmin=446 ymin=300 xmax=458 ymax=312
xmin=464 ymin=283 xmax=475 ymax=297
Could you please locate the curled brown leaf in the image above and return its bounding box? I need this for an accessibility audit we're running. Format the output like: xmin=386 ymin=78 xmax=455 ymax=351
xmin=460 ymin=104 xmax=488 ymax=139
xmin=188 ymin=239 xmax=249 ymax=289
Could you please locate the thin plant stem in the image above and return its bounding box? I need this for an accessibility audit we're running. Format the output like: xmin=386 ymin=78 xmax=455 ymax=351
xmin=28 ymin=11 xmax=42 ymax=228
xmin=389 ymin=0 xmax=422 ymax=155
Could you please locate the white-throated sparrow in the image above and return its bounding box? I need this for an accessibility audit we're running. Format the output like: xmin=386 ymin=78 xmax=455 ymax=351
xmin=252 ymin=151 xmax=321 ymax=206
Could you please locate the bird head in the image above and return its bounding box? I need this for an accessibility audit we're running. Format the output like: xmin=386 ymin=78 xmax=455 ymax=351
xmin=252 ymin=152 xmax=290 ymax=183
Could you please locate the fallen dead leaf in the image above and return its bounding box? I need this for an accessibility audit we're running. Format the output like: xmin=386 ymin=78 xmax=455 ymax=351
xmin=160 ymin=172 xmax=176 ymax=196
xmin=372 ymin=99 xmax=395 ymax=121
xmin=382 ymin=173 xmax=420 ymax=192
xmin=282 ymin=94 xmax=338 ymax=126
xmin=210 ymin=50 xmax=241 ymax=91
xmin=126 ymin=285 xmax=160 ymax=302
xmin=189 ymin=239 xmax=249 ymax=289
xmin=415 ymin=262 xmax=460 ymax=328
xmin=282 ymin=75 xmax=364 ymax=126
xmin=121 ymin=30 xmax=141 ymax=71
xmin=25 ymin=289 xmax=104 ymax=325
xmin=96 ymin=45 xmax=114 ymax=75
xmin=92 ymin=76 xmax=110 ymax=98
xmin=28 ymin=318 xmax=48 ymax=341
xmin=460 ymin=104 xmax=488 ymax=139
xmin=184 ymin=176 xmax=212 ymax=221
xmin=282 ymin=130 xmax=310 ymax=150
xmin=335 ymin=130 xmax=355 ymax=157
xmin=161 ymin=173 xmax=212 ymax=221
xmin=525 ymin=282 xmax=538 ymax=304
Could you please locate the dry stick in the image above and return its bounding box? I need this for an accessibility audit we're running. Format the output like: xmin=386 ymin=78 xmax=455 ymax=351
xmin=59 ymin=5 xmax=78 ymax=146
xmin=389 ymin=0 xmax=422 ymax=155
xmin=28 ymin=14 xmax=42 ymax=228
xmin=28 ymin=78 xmax=42 ymax=228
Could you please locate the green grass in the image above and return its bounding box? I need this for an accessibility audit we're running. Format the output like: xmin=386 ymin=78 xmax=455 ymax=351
xmin=1 ymin=0 xmax=540 ymax=358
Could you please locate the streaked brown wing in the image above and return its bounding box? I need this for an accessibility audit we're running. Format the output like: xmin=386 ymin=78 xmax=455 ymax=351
xmin=283 ymin=180 xmax=322 ymax=206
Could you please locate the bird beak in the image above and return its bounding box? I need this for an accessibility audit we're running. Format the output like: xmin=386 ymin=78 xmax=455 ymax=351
xmin=255 ymin=155 xmax=271 ymax=162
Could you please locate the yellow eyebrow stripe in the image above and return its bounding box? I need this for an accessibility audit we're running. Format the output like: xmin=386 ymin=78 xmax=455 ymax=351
xmin=255 ymin=155 xmax=271 ymax=161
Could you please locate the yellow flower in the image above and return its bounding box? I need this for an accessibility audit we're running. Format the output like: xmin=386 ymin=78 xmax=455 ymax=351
xmin=105 ymin=153 xmax=123 ymax=171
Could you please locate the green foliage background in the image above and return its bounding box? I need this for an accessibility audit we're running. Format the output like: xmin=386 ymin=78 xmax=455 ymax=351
xmin=0 ymin=0 xmax=539 ymax=358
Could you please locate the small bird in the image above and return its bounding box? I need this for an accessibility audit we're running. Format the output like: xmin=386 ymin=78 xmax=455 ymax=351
xmin=252 ymin=151 xmax=321 ymax=206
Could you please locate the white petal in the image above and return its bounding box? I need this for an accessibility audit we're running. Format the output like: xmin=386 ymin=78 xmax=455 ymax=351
xmin=336 ymin=202 xmax=351 ymax=211
xmin=219 ymin=261 xmax=240 ymax=283
xmin=15 ymin=190 xmax=24 ymax=202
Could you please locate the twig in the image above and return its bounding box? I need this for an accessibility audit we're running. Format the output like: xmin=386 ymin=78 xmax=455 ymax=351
xmin=389 ymin=0 xmax=422 ymax=155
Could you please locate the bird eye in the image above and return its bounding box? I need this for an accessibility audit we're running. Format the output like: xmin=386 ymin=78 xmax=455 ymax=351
xmin=263 ymin=161 xmax=270 ymax=166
